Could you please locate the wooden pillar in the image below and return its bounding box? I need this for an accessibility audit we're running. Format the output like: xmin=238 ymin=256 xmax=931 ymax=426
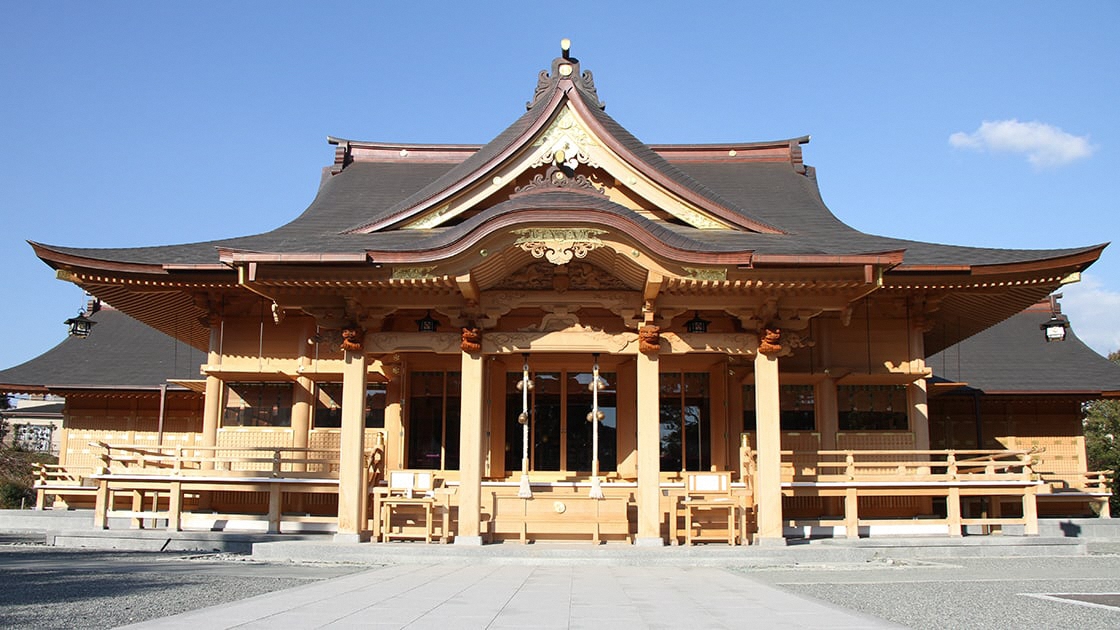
xmin=635 ymin=349 xmax=663 ymax=545
xmin=816 ymin=378 xmax=839 ymax=451
xmin=201 ymin=322 xmax=223 ymax=457
xmin=909 ymin=379 xmax=931 ymax=451
xmin=754 ymin=350 xmax=785 ymax=545
xmin=816 ymin=377 xmax=843 ymax=518
xmin=383 ymin=366 xmax=404 ymax=473
xmin=335 ymin=349 xmax=368 ymax=542
xmin=909 ymin=325 xmax=930 ymax=451
xmin=201 ymin=376 xmax=222 ymax=452
xmin=616 ymin=360 xmax=638 ymax=479
xmin=710 ymin=363 xmax=728 ymax=472
xmin=456 ymin=349 xmax=485 ymax=545
xmin=291 ymin=376 xmax=314 ymax=465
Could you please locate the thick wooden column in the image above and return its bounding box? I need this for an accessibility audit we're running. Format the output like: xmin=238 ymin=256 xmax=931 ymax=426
xmin=754 ymin=351 xmax=785 ymax=545
xmin=383 ymin=368 xmax=404 ymax=473
xmin=635 ymin=350 xmax=663 ymax=545
xmin=201 ymin=323 xmax=223 ymax=471
xmin=816 ymin=378 xmax=839 ymax=451
xmin=335 ymin=349 xmax=368 ymax=542
xmin=456 ymin=349 xmax=485 ymax=545
xmin=292 ymin=376 xmax=314 ymax=453
xmin=815 ymin=377 xmax=842 ymax=517
xmin=201 ymin=376 xmax=222 ymax=451
xmin=909 ymin=325 xmax=931 ymax=451
xmin=910 ymin=379 xmax=930 ymax=450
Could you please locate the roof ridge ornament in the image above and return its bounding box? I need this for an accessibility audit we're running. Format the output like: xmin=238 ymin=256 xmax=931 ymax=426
xmin=526 ymin=39 xmax=605 ymax=111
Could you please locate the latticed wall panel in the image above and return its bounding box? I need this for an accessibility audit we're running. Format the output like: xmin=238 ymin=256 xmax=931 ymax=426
xmin=836 ymin=431 xmax=915 ymax=450
xmin=62 ymin=429 xmax=133 ymax=469
xmin=217 ymin=428 xmax=294 ymax=471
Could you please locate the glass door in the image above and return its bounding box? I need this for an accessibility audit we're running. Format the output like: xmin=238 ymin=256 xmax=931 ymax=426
xmin=504 ymin=362 xmax=617 ymax=473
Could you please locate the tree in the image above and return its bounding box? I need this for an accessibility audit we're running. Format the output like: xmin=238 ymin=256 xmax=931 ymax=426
xmin=1083 ymin=350 xmax=1120 ymax=515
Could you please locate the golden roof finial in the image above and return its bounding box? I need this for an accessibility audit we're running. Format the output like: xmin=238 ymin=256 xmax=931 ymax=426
xmin=561 ymin=38 xmax=571 ymax=60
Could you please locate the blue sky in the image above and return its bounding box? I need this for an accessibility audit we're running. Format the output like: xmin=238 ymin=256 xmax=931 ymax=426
xmin=1 ymin=1 xmax=1118 ymax=371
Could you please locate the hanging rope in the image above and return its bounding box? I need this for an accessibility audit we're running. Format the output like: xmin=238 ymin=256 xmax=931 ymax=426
xmin=517 ymin=353 xmax=533 ymax=498
xmin=588 ymin=353 xmax=605 ymax=499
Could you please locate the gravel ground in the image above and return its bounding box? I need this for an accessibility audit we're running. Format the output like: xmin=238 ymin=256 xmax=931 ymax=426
xmin=5 ymin=534 xmax=1120 ymax=629
xmin=746 ymin=555 xmax=1120 ymax=630
xmin=0 ymin=540 xmax=363 ymax=629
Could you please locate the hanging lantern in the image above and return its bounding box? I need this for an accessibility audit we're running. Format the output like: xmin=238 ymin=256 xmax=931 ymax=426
xmin=685 ymin=311 xmax=710 ymax=333
xmin=1040 ymin=293 xmax=1069 ymax=342
xmin=415 ymin=310 xmax=439 ymax=332
xmin=64 ymin=311 xmax=96 ymax=338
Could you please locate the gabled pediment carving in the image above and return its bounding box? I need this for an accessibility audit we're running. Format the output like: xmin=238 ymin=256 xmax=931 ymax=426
xmin=492 ymin=260 xmax=632 ymax=292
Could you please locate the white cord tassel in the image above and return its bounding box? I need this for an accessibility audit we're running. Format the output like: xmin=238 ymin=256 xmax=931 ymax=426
xmin=588 ymin=356 xmax=605 ymax=500
xmin=518 ymin=356 xmax=532 ymax=498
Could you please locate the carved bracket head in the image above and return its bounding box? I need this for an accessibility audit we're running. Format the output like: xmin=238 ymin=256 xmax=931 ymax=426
xmin=460 ymin=327 xmax=483 ymax=354
xmin=340 ymin=325 xmax=365 ymax=352
xmin=639 ymin=324 xmax=661 ymax=354
xmin=758 ymin=326 xmax=782 ymax=356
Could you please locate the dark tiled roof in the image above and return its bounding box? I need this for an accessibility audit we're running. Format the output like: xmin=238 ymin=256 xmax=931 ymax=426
xmin=0 ymin=309 xmax=206 ymax=391
xmin=33 ymin=60 xmax=1102 ymax=271
xmin=928 ymin=307 xmax=1120 ymax=394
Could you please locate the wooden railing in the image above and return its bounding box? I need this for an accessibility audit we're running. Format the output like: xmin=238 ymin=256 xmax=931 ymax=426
xmin=738 ymin=442 xmax=1043 ymax=537
xmin=32 ymin=463 xmax=99 ymax=509
xmin=789 ymin=449 xmax=1035 ymax=483
xmin=92 ymin=442 xmax=342 ymax=478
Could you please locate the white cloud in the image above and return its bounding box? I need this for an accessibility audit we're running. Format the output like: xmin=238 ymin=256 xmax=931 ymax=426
xmin=1059 ymin=275 xmax=1120 ymax=357
xmin=949 ymin=119 xmax=1095 ymax=167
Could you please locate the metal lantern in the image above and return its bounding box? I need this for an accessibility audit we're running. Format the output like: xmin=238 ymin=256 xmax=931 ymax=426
xmin=64 ymin=311 xmax=96 ymax=338
xmin=415 ymin=310 xmax=439 ymax=333
xmin=1040 ymin=294 xmax=1069 ymax=342
xmin=685 ymin=311 xmax=710 ymax=333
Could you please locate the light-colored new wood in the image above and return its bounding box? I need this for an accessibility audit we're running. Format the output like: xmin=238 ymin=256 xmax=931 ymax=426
xmin=682 ymin=471 xmax=736 ymax=545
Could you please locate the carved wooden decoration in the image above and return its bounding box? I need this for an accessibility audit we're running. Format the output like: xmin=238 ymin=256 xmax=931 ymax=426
xmin=514 ymin=228 xmax=606 ymax=265
xmin=340 ymin=326 xmax=365 ymax=352
xmin=638 ymin=324 xmax=661 ymax=354
xmin=493 ymin=261 xmax=629 ymax=291
xmin=460 ymin=327 xmax=482 ymax=354
xmin=758 ymin=327 xmax=782 ymax=356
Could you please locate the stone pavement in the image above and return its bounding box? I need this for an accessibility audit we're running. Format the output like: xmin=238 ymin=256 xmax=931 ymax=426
xmin=119 ymin=563 xmax=900 ymax=629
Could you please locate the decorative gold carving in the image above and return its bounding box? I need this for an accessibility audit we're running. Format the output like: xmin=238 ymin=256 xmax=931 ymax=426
xmin=682 ymin=267 xmax=728 ymax=282
xmin=758 ymin=327 xmax=782 ymax=356
xmin=460 ymin=327 xmax=482 ymax=354
xmin=531 ymin=107 xmax=599 ymax=170
xmin=514 ymin=228 xmax=606 ymax=265
xmin=638 ymin=325 xmax=661 ymax=354
xmin=392 ymin=266 xmax=437 ymax=280
xmin=406 ymin=205 xmax=452 ymax=230
xmin=340 ymin=326 xmax=365 ymax=352
xmin=672 ymin=207 xmax=726 ymax=230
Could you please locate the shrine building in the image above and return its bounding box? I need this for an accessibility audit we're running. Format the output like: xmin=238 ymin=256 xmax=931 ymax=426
xmin=16 ymin=43 xmax=1115 ymax=545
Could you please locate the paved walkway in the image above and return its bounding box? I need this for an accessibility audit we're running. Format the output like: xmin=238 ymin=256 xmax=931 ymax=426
xmin=120 ymin=563 xmax=900 ymax=629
